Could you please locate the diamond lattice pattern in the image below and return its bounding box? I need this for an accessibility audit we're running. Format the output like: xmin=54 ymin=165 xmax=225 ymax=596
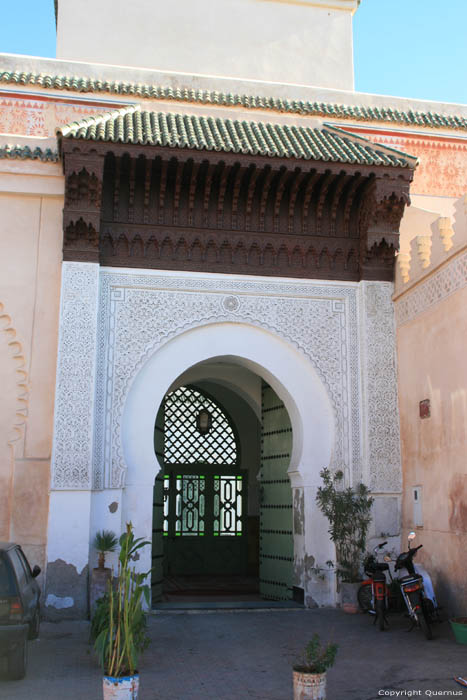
xmin=164 ymin=386 xmax=237 ymax=464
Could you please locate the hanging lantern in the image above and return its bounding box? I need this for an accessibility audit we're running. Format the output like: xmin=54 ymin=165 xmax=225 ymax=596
xmin=196 ymin=408 xmax=212 ymax=435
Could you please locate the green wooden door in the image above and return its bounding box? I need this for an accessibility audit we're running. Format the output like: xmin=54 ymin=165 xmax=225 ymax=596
xmin=259 ymin=382 xmax=294 ymax=601
xmin=163 ymin=467 xmax=248 ymax=575
xmin=151 ymin=403 xmax=165 ymax=602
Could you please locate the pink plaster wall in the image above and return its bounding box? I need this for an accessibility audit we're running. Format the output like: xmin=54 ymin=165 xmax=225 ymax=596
xmin=0 ymin=192 xmax=62 ymax=578
xmin=397 ymin=285 xmax=467 ymax=614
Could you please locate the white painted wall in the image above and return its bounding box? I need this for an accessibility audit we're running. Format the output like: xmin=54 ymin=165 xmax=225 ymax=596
xmin=56 ymin=0 xmax=357 ymax=90
xmin=46 ymin=265 xmax=402 ymax=612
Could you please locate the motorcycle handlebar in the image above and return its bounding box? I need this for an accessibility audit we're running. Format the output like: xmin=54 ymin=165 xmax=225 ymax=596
xmin=407 ymin=543 xmax=423 ymax=557
xmin=373 ymin=540 xmax=388 ymax=553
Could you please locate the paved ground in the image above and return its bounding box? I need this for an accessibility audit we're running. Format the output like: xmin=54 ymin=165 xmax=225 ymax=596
xmin=0 ymin=608 xmax=466 ymax=699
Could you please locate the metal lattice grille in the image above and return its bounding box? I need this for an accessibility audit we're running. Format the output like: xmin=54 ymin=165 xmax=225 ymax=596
xmin=164 ymin=386 xmax=237 ymax=464
xmin=214 ymin=475 xmax=243 ymax=536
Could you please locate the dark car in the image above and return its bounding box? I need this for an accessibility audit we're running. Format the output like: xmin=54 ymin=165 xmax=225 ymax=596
xmin=0 ymin=543 xmax=41 ymax=680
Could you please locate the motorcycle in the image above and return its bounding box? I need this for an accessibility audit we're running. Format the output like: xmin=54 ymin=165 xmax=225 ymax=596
xmin=358 ymin=532 xmax=439 ymax=639
xmin=358 ymin=541 xmax=392 ymax=630
xmin=394 ymin=531 xmax=438 ymax=640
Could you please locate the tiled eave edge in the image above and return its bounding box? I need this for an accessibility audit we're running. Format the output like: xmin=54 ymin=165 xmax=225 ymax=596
xmin=0 ymin=144 xmax=59 ymax=162
xmin=1 ymin=70 xmax=466 ymax=132
xmin=56 ymin=105 xmax=418 ymax=168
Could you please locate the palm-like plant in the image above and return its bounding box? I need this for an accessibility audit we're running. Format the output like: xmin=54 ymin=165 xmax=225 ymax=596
xmin=93 ymin=530 xmax=118 ymax=569
xmin=94 ymin=523 xmax=151 ymax=678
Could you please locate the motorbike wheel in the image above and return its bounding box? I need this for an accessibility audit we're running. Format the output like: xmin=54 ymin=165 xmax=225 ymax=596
xmin=419 ymin=610 xmax=433 ymax=640
xmin=375 ymin=599 xmax=385 ymax=631
xmin=357 ymin=584 xmax=373 ymax=612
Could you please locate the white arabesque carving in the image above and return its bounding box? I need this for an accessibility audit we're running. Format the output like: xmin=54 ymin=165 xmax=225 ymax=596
xmin=360 ymin=282 xmax=402 ymax=493
xmin=51 ymin=262 xmax=100 ymax=489
xmin=93 ymin=272 xmax=361 ymax=489
xmin=52 ymin=266 xmax=401 ymax=498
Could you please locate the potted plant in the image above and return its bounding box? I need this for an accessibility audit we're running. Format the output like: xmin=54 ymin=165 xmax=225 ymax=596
xmin=450 ymin=617 xmax=467 ymax=645
xmin=293 ymin=633 xmax=338 ymax=700
xmin=90 ymin=530 xmax=118 ymax=614
xmin=94 ymin=530 xmax=119 ymax=570
xmin=316 ymin=468 xmax=374 ymax=612
xmin=93 ymin=523 xmax=151 ymax=700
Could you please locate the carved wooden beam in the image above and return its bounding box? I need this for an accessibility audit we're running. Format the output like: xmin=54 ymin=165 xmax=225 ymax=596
xmin=245 ymin=165 xmax=260 ymax=232
xmin=158 ymin=159 xmax=169 ymax=225
xmin=329 ymin=173 xmax=349 ymax=236
xmin=202 ymin=162 xmax=215 ymax=227
xmin=301 ymin=171 xmax=320 ymax=234
xmin=258 ymin=167 xmax=275 ymax=232
xmin=63 ymin=150 xmax=105 ymax=262
xmin=172 ymin=158 xmax=184 ymax=226
xmin=188 ymin=161 xmax=200 ymax=227
xmin=366 ymin=177 xmax=411 ymax=249
xmin=216 ymin=162 xmax=229 ymax=229
xmin=143 ymin=157 xmax=152 ymax=224
xmin=315 ymin=171 xmax=334 ymax=236
xmin=60 ymin=139 xmax=413 ymax=281
xmin=288 ymin=170 xmax=307 ymax=233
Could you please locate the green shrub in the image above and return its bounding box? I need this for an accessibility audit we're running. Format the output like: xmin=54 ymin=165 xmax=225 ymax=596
xmin=316 ymin=468 xmax=374 ymax=582
xmin=293 ymin=634 xmax=338 ymax=674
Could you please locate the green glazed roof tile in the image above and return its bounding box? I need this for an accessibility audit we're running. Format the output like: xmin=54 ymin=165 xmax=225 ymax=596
xmin=1 ymin=69 xmax=466 ymax=131
xmin=57 ymin=106 xmax=418 ymax=168
xmin=0 ymin=144 xmax=59 ymax=162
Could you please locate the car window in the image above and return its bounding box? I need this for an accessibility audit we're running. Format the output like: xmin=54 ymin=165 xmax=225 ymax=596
xmin=9 ymin=549 xmax=28 ymax=589
xmin=16 ymin=548 xmax=33 ymax=580
xmin=0 ymin=554 xmax=18 ymax=596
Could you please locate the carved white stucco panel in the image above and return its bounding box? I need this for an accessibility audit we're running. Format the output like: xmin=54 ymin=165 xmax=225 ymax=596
xmin=92 ymin=272 xmax=362 ymax=489
xmin=52 ymin=262 xmax=100 ymax=489
xmin=359 ymin=281 xmax=402 ymax=493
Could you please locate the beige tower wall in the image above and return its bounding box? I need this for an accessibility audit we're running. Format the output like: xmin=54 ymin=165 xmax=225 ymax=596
xmin=56 ymin=0 xmax=358 ymax=90
xmin=394 ymin=192 xmax=467 ymax=615
xmin=0 ymin=157 xmax=63 ymax=585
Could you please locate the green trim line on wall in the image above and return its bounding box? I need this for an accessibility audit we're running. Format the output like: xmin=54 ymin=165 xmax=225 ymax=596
xmin=1 ymin=70 xmax=466 ymax=132
xmin=57 ymin=106 xmax=418 ymax=168
xmin=0 ymin=144 xmax=59 ymax=161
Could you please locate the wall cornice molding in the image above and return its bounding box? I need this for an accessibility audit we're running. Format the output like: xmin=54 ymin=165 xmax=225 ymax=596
xmin=394 ymin=248 xmax=467 ymax=326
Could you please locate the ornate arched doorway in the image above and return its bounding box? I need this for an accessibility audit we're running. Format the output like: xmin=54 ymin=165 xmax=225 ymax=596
xmin=121 ymin=320 xmax=335 ymax=606
xmin=152 ymin=377 xmax=296 ymax=604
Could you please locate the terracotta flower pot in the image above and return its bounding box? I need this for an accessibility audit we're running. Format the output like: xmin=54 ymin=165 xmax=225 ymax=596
xmin=103 ymin=674 xmax=139 ymax=700
xmin=293 ymin=670 xmax=326 ymax=700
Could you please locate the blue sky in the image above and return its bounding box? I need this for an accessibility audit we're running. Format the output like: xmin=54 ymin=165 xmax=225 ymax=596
xmin=0 ymin=0 xmax=466 ymax=105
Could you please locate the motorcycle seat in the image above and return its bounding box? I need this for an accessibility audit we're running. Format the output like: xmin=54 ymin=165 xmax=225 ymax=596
xmin=399 ymin=574 xmax=422 ymax=584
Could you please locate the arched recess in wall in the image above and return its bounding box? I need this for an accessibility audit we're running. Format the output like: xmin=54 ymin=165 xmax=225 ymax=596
xmin=122 ymin=321 xmax=334 ymax=491
xmin=0 ymin=302 xmax=29 ymax=540
xmin=121 ymin=321 xmax=336 ymax=605
xmin=0 ymin=302 xmax=29 ymax=448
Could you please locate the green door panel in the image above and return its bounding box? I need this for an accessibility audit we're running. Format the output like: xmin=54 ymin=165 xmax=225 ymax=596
xmin=259 ymin=382 xmax=294 ymax=601
xmin=163 ymin=467 xmax=248 ymax=576
xmin=152 ymin=473 xmax=164 ymax=602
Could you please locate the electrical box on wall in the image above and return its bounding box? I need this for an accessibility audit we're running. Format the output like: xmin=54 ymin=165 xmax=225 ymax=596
xmin=413 ymin=486 xmax=423 ymax=527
